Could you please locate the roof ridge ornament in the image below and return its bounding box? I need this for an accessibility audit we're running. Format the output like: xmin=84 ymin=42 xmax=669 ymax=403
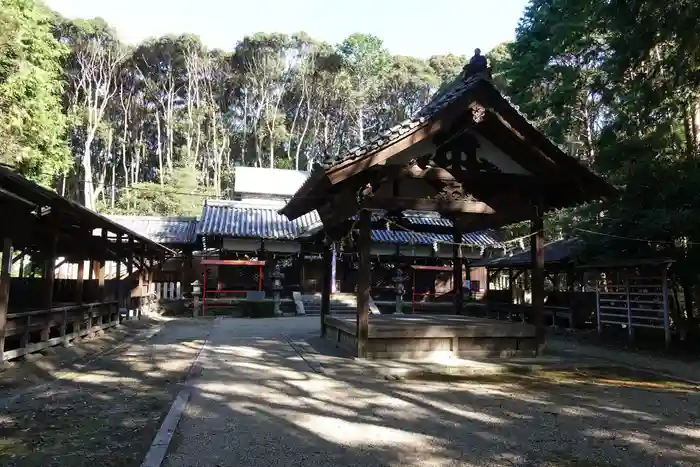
xmin=463 ymin=47 xmax=491 ymax=81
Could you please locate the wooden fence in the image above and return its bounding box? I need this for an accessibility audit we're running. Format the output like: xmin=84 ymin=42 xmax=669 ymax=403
xmin=2 ymin=301 xmax=119 ymax=361
xmin=596 ymin=273 xmax=670 ymax=348
xmin=149 ymin=281 xmax=182 ymax=300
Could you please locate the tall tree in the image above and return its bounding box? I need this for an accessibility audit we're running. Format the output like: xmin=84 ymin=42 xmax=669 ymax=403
xmin=0 ymin=0 xmax=69 ymax=185
xmin=338 ymin=33 xmax=389 ymax=145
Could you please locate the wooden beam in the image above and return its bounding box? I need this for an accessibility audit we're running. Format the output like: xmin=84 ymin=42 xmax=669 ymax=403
xmin=0 ymin=238 xmax=12 ymax=363
xmin=327 ymin=120 xmax=445 ymax=184
xmin=365 ymin=196 xmax=495 ymax=214
xmin=530 ymin=200 xmax=545 ymax=355
xmin=356 ymin=210 xmax=371 ymax=358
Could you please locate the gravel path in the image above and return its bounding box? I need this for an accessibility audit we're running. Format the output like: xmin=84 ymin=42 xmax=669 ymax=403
xmin=164 ymin=317 xmax=700 ymax=467
xmin=0 ymin=318 xmax=213 ymax=467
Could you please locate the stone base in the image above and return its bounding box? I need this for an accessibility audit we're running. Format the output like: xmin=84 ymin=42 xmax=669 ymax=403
xmin=324 ymin=314 xmax=538 ymax=360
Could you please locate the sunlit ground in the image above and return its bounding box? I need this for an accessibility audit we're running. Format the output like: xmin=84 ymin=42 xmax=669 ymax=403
xmin=1 ymin=317 xmax=698 ymax=467
xmin=165 ymin=318 xmax=700 ymax=467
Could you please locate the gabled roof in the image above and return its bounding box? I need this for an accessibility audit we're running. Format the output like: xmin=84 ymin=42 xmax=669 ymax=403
xmin=106 ymin=215 xmax=198 ymax=245
xmin=319 ymin=74 xmax=484 ymax=170
xmin=281 ymin=75 xmax=617 ymax=223
xmin=0 ymin=165 xmax=172 ymax=259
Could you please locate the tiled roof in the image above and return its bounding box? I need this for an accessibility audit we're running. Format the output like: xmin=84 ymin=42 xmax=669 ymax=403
xmin=348 ymin=210 xmax=502 ymax=247
xmin=199 ymin=201 xmax=500 ymax=248
xmin=371 ymin=229 xmax=501 ymax=247
xmin=352 ymin=210 xmax=473 ymax=229
xmin=106 ymin=215 xmax=198 ymax=245
xmin=319 ymin=73 xmax=485 ymax=169
xmin=198 ymin=200 xmax=320 ymax=240
xmin=473 ymin=238 xmax=581 ymax=267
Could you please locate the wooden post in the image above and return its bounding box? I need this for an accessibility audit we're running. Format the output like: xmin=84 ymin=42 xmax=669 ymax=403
xmin=137 ymin=253 xmax=145 ymax=314
xmin=115 ymin=233 xmax=122 ymax=310
xmin=452 ymin=227 xmax=463 ymax=315
xmin=320 ymin=243 xmax=332 ymax=337
xmin=508 ymin=269 xmax=514 ymax=304
xmin=625 ymin=274 xmax=633 ymax=344
xmin=298 ymin=242 xmax=306 ymax=294
xmin=662 ymin=266 xmax=671 ymax=350
xmin=76 ymin=260 xmax=85 ymax=305
xmin=95 ymin=230 xmax=106 ymax=336
xmin=356 ymin=209 xmax=371 ymax=358
xmin=41 ymin=234 xmax=57 ymax=343
xmin=145 ymin=258 xmax=152 ymax=299
xmin=127 ymin=236 xmax=134 ymax=319
xmin=183 ymin=248 xmax=194 ymax=296
xmin=530 ymin=201 xmax=545 ymax=355
xmin=0 ymin=238 xmax=12 ymax=363
xmin=566 ymin=266 xmax=575 ymax=329
xmin=99 ymin=228 xmax=107 ymax=301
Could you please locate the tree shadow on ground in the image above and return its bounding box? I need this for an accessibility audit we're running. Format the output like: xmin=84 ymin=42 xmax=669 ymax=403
xmin=0 ymin=316 xmax=698 ymax=467
xmin=0 ymin=317 xmax=215 ymax=467
xmin=165 ymin=318 xmax=700 ymax=467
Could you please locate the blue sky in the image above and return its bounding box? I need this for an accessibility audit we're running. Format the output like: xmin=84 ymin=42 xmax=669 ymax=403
xmin=45 ymin=0 xmax=528 ymax=58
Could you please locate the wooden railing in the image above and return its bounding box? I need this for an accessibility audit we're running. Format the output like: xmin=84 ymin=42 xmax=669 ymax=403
xmin=2 ymin=301 xmax=120 ymax=361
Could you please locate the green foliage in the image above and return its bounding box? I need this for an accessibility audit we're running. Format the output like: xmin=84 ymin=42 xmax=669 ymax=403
xmin=105 ymin=166 xmax=214 ymax=216
xmin=501 ymin=0 xmax=700 ymax=323
xmin=0 ymin=0 xmax=69 ymax=185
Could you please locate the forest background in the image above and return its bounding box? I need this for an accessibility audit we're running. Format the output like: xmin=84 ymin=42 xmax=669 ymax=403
xmin=2 ymin=0 xmax=700 ymax=326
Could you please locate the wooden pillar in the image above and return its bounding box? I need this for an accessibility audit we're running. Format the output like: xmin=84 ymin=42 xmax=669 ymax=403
xmin=452 ymin=227 xmax=463 ymax=315
xmin=95 ymin=249 xmax=106 ymax=336
xmin=183 ymin=248 xmax=194 ymax=296
xmin=145 ymin=258 xmax=152 ymax=298
xmin=96 ymin=259 xmax=105 ymax=299
xmin=43 ymin=234 xmax=57 ymax=310
xmin=127 ymin=236 xmax=134 ymax=319
xmin=99 ymin=228 xmax=107 ymax=301
xmin=662 ymin=266 xmax=671 ymax=350
xmin=41 ymin=234 xmax=57 ymax=342
xmin=298 ymin=243 xmax=306 ymax=294
xmin=320 ymin=243 xmax=332 ymax=337
xmin=356 ymin=210 xmax=371 ymax=358
xmin=530 ymin=201 xmax=545 ymax=355
xmin=0 ymin=238 xmax=12 ymax=363
xmin=115 ymin=234 xmax=122 ymax=310
xmin=75 ymin=260 xmax=85 ymax=305
xmin=508 ymin=269 xmax=514 ymax=304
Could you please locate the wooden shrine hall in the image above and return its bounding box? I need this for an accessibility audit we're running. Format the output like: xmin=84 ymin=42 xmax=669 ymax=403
xmin=280 ymin=73 xmax=617 ymax=359
xmin=0 ymin=166 xmax=172 ymax=362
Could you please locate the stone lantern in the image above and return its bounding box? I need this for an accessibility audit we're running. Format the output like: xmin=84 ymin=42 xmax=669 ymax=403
xmin=393 ymin=267 xmax=405 ymax=315
xmin=191 ymin=280 xmax=201 ymax=317
xmin=270 ymin=263 xmax=285 ymax=316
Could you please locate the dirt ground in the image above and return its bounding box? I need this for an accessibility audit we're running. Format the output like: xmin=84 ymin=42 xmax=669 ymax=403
xmin=1 ymin=316 xmax=699 ymax=467
xmin=0 ymin=317 xmax=214 ymax=467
